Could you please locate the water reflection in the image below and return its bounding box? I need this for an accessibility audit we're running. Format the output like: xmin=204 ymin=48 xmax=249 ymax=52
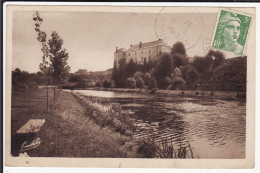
xmin=71 ymin=89 xmax=246 ymax=159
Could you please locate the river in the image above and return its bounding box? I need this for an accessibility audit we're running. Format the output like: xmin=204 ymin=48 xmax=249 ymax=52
xmin=71 ymin=89 xmax=246 ymax=159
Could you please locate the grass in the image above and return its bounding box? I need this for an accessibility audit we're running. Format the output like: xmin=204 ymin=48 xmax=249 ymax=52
xmin=136 ymin=138 xmax=194 ymax=158
xmin=11 ymin=88 xmax=195 ymax=158
xmin=73 ymin=94 xmax=136 ymax=136
xmin=11 ymin=88 xmax=140 ymax=157
xmin=72 ymin=93 xmax=194 ymax=159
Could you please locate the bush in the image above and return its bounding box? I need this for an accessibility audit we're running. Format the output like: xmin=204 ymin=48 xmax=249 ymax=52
xmin=136 ymin=77 xmax=145 ymax=89
xmin=148 ymin=76 xmax=157 ymax=90
xmin=126 ymin=78 xmax=136 ymax=88
xmin=95 ymin=81 xmax=101 ymax=87
xmin=143 ymin=73 xmax=151 ymax=85
xmin=103 ymin=80 xmax=112 ymax=88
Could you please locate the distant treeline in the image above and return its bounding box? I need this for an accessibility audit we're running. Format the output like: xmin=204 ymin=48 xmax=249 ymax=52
xmin=112 ymin=42 xmax=247 ymax=92
xmin=12 ymin=68 xmax=113 ymax=90
xmin=12 ymin=68 xmax=56 ymax=89
xmin=63 ymin=69 xmax=113 ymax=89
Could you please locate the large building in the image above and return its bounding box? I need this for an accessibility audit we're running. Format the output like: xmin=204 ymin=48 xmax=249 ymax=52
xmin=114 ymin=39 xmax=172 ymax=68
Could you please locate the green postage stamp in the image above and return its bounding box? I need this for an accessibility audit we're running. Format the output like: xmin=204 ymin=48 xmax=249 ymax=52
xmin=212 ymin=9 xmax=252 ymax=55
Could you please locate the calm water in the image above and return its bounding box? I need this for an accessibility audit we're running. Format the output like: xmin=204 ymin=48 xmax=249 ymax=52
xmin=72 ymin=89 xmax=246 ymax=159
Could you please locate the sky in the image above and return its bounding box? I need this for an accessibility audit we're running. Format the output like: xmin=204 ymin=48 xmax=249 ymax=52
xmin=12 ymin=10 xmax=218 ymax=73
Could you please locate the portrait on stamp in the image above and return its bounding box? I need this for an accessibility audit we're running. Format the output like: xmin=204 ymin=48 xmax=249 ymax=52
xmin=212 ymin=10 xmax=252 ymax=55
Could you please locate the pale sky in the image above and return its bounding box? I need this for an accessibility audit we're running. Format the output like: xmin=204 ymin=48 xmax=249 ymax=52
xmin=12 ymin=11 xmax=217 ymax=73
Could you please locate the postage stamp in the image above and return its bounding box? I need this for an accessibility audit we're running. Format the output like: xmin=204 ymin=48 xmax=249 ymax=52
xmin=212 ymin=9 xmax=252 ymax=55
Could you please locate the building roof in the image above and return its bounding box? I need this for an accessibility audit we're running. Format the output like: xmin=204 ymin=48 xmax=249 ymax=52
xmin=129 ymin=39 xmax=170 ymax=50
xmin=117 ymin=48 xmax=127 ymax=52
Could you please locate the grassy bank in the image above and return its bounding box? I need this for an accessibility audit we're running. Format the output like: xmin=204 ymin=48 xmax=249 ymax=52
xmin=11 ymin=88 xmax=140 ymax=157
xmin=11 ymin=88 xmax=194 ymax=158
xmin=72 ymin=92 xmax=194 ymax=158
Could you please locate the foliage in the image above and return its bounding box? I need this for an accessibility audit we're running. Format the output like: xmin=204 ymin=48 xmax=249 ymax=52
xmin=172 ymin=53 xmax=188 ymax=68
xmin=133 ymin=71 xmax=144 ymax=79
xmin=33 ymin=11 xmax=49 ymax=74
xmin=153 ymin=53 xmax=173 ymax=80
xmin=48 ymin=31 xmax=71 ymax=86
xmin=69 ymin=73 xmax=82 ymax=82
xmin=180 ymin=65 xmax=199 ymax=85
xmin=207 ymin=50 xmax=226 ymax=69
xmin=143 ymin=73 xmax=151 ymax=86
xmin=147 ymin=76 xmax=157 ymax=90
xmin=12 ymin=68 xmax=56 ymax=89
xmin=193 ymin=55 xmax=213 ymax=73
xmin=171 ymin=42 xmax=186 ymax=56
xmin=126 ymin=78 xmax=136 ymax=88
xmin=75 ymin=95 xmax=135 ymax=136
xmin=103 ymin=79 xmax=113 ymax=88
xmin=158 ymin=76 xmax=173 ymax=90
xmin=95 ymin=81 xmax=102 ymax=87
xmin=111 ymin=41 xmax=246 ymax=91
xmin=172 ymin=77 xmax=185 ymax=88
xmin=136 ymin=77 xmax=146 ymax=89
xmin=212 ymin=56 xmax=247 ymax=91
xmin=137 ymin=138 xmax=194 ymax=158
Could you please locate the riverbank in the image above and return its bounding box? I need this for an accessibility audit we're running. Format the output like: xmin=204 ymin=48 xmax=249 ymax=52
xmin=82 ymin=87 xmax=246 ymax=101
xmin=11 ymin=88 xmax=193 ymax=158
xmin=11 ymin=88 xmax=141 ymax=157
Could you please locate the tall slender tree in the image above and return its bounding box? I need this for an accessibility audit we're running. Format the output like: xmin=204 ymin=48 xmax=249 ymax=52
xmin=48 ymin=31 xmax=70 ymax=87
xmin=33 ymin=11 xmax=50 ymax=112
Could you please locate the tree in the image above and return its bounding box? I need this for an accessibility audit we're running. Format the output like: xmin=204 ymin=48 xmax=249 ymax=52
xmin=170 ymin=67 xmax=185 ymax=89
xmin=171 ymin=42 xmax=186 ymax=56
xmin=125 ymin=59 xmax=137 ymax=78
xmin=148 ymin=76 xmax=157 ymax=90
xmin=172 ymin=53 xmax=188 ymax=68
xmin=112 ymin=60 xmax=118 ymax=84
xmin=153 ymin=53 xmax=173 ymax=80
xmin=133 ymin=71 xmax=144 ymax=79
xmin=158 ymin=76 xmax=172 ymax=89
xmin=212 ymin=51 xmax=226 ymax=69
xmin=103 ymin=79 xmax=112 ymax=88
xmin=33 ymin=11 xmax=49 ymax=74
xmin=143 ymin=73 xmax=151 ymax=85
xmin=192 ymin=55 xmax=213 ymax=73
xmin=33 ymin=11 xmax=50 ymax=112
xmin=180 ymin=65 xmax=199 ymax=85
xmin=48 ymin=31 xmax=71 ymax=87
xmin=126 ymin=78 xmax=136 ymax=88
xmin=136 ymin=77 xmax=145 ymax=89
xmin=212 ymin=56 xmax=246 ymax=91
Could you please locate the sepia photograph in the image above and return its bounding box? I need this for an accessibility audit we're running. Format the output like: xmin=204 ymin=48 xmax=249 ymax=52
xmin=4 ymin=5 xmax=255 ymax=168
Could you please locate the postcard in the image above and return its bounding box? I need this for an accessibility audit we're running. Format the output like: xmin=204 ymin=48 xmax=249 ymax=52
xmin=4 ymin=5 xmax=255 ymax=168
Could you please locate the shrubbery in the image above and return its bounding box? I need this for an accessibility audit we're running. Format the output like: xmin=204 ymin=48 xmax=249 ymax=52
xmin=111 ymin=41 xmax=246 ymax=91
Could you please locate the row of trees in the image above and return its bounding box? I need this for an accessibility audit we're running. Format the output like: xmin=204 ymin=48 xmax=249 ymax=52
xmin=112 ymin=42 xmax=247 ymax=92
xmin=12 ymin=68 xmax=55 ymax=89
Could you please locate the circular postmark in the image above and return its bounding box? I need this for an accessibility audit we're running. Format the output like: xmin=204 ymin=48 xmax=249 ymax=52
xmin=202 ymin=20 xmax=218 ymax=54
xmin=155 ymin=7 xmax=204 ymax=50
